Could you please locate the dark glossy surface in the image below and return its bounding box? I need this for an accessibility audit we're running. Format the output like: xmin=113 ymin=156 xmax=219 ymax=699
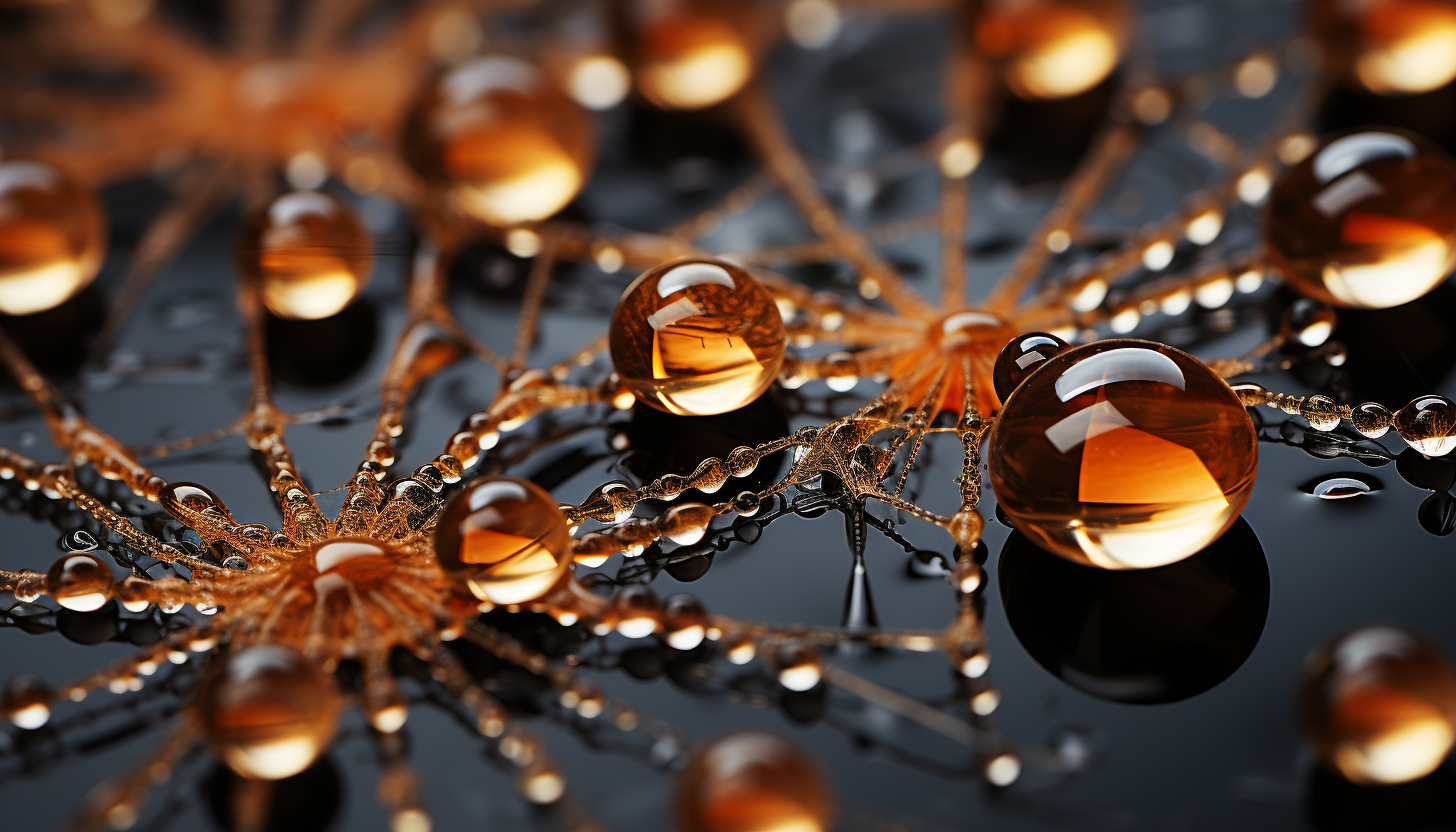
xmin=1000 ymin=517 xmax=1269 ymax=704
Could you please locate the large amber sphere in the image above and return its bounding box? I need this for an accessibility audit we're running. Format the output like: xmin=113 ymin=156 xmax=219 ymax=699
xmin=404 ymin=56 xmax=594 ymax=226
xmin=1301 ymin=626 xmax=1456 ymax=785
xmin=988 ymin=340 xmax=1258 ymax=570
xmin=633 ymin=9 xmax=754 ymax=110
xmin=1266 ymin=129 xmax=1456 ymax=309
xmin=240 ymin=190 xmax=373 ymax=320
xmin=676 ymin=731 xmax=832 ymax=832
xmin=198 ymin=645 xmax=343 ymax=781
xmin=974 ymin=0 xmax=1129 ymax=100
xmin=1310 ymin=0 xmax=1456 ymax=95
xmin=0 ymin=160 xmax=104 ymax=316
xmin=609 ymin=259 xmax=784 ymax=416
xmin=435 ymin=476 xmax=572 ymax=605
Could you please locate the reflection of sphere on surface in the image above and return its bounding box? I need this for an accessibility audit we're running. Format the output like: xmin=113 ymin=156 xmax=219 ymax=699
xmin=610 ymin=259 xmax=784 ymax=416
xmin=989 ymin=340 xmax=1257 ymax=569
xmin=999 ymin=517 xmax=1268 ymax=704
xmin=1266 ymin=129 xmax=1456 ymax=309
xmin=975 ymin=0 xmax=1128 ymax=100
xmin=203 ymin=756 xmax=343 ymax=832
xmin=676 ymin=730 xmax=832 ymax=832
xmin=435 ymin=476 xmax=571 ymax=605
xmin=0 ymin=160 xmax=105 ymax=316
xmin=622 ymin=392 xmax=788 ymax=496
xmin=265 ymin=300 xmax=377 ymax=388
xmin=634 ymin=14 xmax=753 ymax=110
xmin=1310 ymin=0 xmax=1456 ymax=95
xmin=198 ymin=645 xmax=343 ymax=781
xmin=1301 ymin=625 xmax=1456 ymax=785
xmin=404 ymin=56 xmax=594 ymax=225
xmin=1306 ymin=760 xmax=1456 ymax=831
xmin=240 ymin=190 xmax=373 ymax=320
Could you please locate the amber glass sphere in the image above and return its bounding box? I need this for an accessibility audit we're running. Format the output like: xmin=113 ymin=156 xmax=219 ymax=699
xmin=435 ymin=476 xmax=572 ymax=605
xmin=992 ymin=331 xmax=1071 ymax=403
xmin=0 ymin=160 xmax=104 ymax=316
xmin=404 ymin=56 xmax=594 ymax=226
xmin=1310 ymin=0 xmax=1456 ymax=95
xmin=609 ymin=259 xmax=784 ymax=416
xmin=45 ymin=552 xmax=114 ymax=612
xmin=676 ymin=731 xmax=832 ymax=832
xmin=1301 ymin=625 xmax=1456 ymax=785
xmin=2 ymin=674 xmax=54 ymax=730
xmin=240 ymin=190 xmax=372 ymax=320
xmin=198 ymin=645 xmax=343 ymax=780
xmin=974 ymin=0 xmax=1129 ymax=100
xmin=988 ymin=340 xmax=1258 ymax=570
xmin=1266 ymin=129 xmax=1456 ymax=309
xmin=633 ymin=11 xmax=753 ymax=110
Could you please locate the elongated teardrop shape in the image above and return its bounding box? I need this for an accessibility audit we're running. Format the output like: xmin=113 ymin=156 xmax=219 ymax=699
xmin=198 ymin=645 xmax=342 ymax=780
xmin=1396 ymin=394 xmax=1456 ymax=456
xmin=0 ymin=160 xmax=105 ymax=316
xmin=240 ymin=190 xmax=373 ymax=320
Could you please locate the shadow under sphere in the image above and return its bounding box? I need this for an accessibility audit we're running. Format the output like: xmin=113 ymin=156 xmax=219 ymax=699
xmin=998 ymin=517 xmax=1269 ymax=704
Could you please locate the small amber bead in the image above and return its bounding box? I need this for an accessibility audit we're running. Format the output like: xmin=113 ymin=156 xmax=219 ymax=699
xmin=609 ymin=259 xmax=785 ymax=416
xmin=404 ymin=56 xmax=593 ymax=226
xmin=159 ymin=481 xmax=228 ymax=520
xmin=2 ymin=673 xmax=54 ymax=729
xmin=1301 ymin=625 xmax=1456 ymax=784
xmin=1309 ymin=0 xmax=1456 ymax=95
xmin=46 ymin=552 xmax=114 ymax=612
xmin=435 ymin=477 xmax=572 ymax=605
xmin=663 ymin=593 xmax=708 ymax=650
xmin=676 ymin=731 xmax=832 ymax=832
xmin=776 ymin=642 xmax=822 ymax=692
xmin=1352 ymin=401 xmax=1394 ymax=438
xmin=1395 ymin=394 xmax=1456 ymax=456
xmin=993 ymin=332 xmax=1071 ymax=403
xmin=633 ymin=10 xmax=754 ymax=110
xmin=198 ymin=645 xmax=343 ymax=780
xmin=988 ymin=340 xmax=1258 ymax=569
xmin=240 ymin=190 xmax=373 ymax=320
xmin=1266 ymin=129 xmax=1456 ymax=309
xmin=1302 ymin=395 xmax=1343 ymax=432
xmin=662 ymin=503 xmax=715 ymax=544
xmin=614 ymin=584 xmax=663 ymax=639
xmin=0 ymin=160 xmax=105 ymax=316
xmin=974 ymin=0 xmax=1129 ymax=100
xmin=1281 ymin=299 xmax=1338 ymax=347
